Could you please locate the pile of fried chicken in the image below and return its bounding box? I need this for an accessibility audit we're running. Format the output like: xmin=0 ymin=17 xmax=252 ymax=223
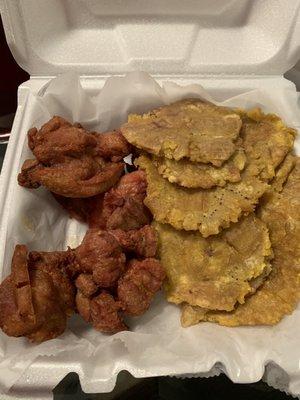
xmin=0 ymin=117 xmax=165 ymax=343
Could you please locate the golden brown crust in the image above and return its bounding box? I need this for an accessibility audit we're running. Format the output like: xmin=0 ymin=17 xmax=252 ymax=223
xmin=122 ymin=99 xmax=242 ymax=166
xmin=155 ymin=214 xmax=272 ymax=312
xmin=154 ymin=147 xmax=246 ymax=189
xmin=239 ymin=109 xmax=296 ymax=181
xmin=181 ymin=159 xmax=300 ymax=327
xmin=138 ymin=154 xmax=267 ymax=237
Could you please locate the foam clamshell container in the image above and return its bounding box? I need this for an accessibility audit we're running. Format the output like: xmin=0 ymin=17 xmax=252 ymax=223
xmin=0 ymin=1 xmax=300 ymax=399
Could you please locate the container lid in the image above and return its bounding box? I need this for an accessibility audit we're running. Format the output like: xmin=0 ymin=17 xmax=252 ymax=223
xmin=1 ymin=0 xmax=300 ymax=77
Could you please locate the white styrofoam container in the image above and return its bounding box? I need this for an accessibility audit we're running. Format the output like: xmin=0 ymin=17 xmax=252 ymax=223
xmin=0 ymin=0 xmax=300 ymax=398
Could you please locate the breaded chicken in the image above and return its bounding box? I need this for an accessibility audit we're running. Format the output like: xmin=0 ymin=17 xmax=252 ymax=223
xmin=18 ymin=116 xmax=125 ymax=197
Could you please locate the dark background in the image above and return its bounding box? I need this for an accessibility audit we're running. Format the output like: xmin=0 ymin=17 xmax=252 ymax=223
xmin=0 ymin=14 xmax=296 ymax=400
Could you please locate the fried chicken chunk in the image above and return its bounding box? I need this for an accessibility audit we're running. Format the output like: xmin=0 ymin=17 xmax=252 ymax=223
xmin=76 ymin=291 xmax=127 ymax=333
xmin=118 ymin=258 xmax=165 ymax=316
xmin=0 ymin=245 xmax=75 ymax=343
xmin=109 ymin=225 xmax=158 ymax=258
xmin=29 ymin=250 xmax=76 ymax=316
xmin=75 ymin=273 xmax=98 ymax=297
xmin=18 ymin=116 xmax=125 ymax=198
xmin=95 ymin=130 xmax=132 ymax=162
xmin=52 ymin=170 xmax=150 ymax=231
xmin=74 ymin=229 xmax=126 ymax=287
xmin=101 ymin=170 xmax=151 ymax=230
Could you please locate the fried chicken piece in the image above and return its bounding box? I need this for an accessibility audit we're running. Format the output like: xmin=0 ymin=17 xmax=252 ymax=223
xmin=106 ymin=197 xmax=151 ymax=230
xmin=51 ymin=171 xmax=150 ymax=230
xmin=28 ymin=250 xmax=76 ymax=316
xmin=109 ymin=225 xmax=158 ymax=257
xmin=25 ymin=269 xmax=69 ymax=343
xmin=94 ymin=130 xmax=132 ymax=162
xmin=75 ymin=290 xmax=91 ymax=322
xmin=0 ymin=245 xmax=75 ymax=342
xmin=76 ymin=290 xmax=127 ymax=333
xmin=18 ymin=116 xmax=125 ymax=198
xmin=101 ymin=171 xmax=151 ymax=230
xmin=17 ymin=159 xmax=42 ymax=189
xmin=11 ymin=244 xmax=35 ymax=321
xmin=90 ymin=291 xmax=127 ymax=332
xmin=118 ymin=258 xmax=165 ymax=316
xmin=0 ymin=276 xmax=36 ymax=337
xmin=28 ymin=117 xmax=97 ymax=164
xmin=75 ymin=273 xmax=98 ymax=297
xmin=75 ymin=229 xmax=126 ymax=287
xmin=112 ymin=170 xmax=147 ymax=201
xmin=0 ymin=246 xmax=36 ymax=337
xmin=18 ymin=156 xmax=124 ymax=198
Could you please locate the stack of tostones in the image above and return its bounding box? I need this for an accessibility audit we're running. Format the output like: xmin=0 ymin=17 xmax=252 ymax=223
xmin=121 ymin=99 xmax=300 ymax=327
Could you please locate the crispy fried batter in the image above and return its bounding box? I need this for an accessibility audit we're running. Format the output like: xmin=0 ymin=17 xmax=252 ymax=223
xmin=90 ymin=292 xmax=127 ymax=332
xmin=109 ymin=225 xmax=158 ymax=258
xmin=155 ymin=214 xmax=272 ymax=311
xmin=28 ymin=116 xmax=97 ymax=164
xmin=75 ymin=229 xmax=126 ymax=287
xmin=19 ymin=156 xmax=124 ymax=198
xmin=0 ymin=246 xmax=75 ymax=342
xmin=0 ymin=276 xmax=37 ymax=337
xmin=76 ymin=291 xmax=92 ymax=322
xmin=52 ymin=171 xmax=150 ymax=230
xmin=121 ymin=99 xmax=242 ymax=166
xmin=94 ymin=129 xmax=132 ymax=162
xmin=25 ymin=269 xmax=68 ymax=343
xmin=76 ymin=290 xmax=127 ymax=333
xmin=138 ymin=154 xmax=267 ymax=237
xmin=18 ymin=116 xmax=125 ymax=198
xmin=17 ymin=159 xmax=42 ymax=189
xmin=154 ymin=147 xmax=246 ymax=189
xmin=118 ymin=258 xmax=165 ymax=316
xmin=75 ymin=273 xmax=98 ymax=297
xmin=181 ymin=159 xmax=300 ymax=327
xmin=29 ymin=250 xmax=76 ymax=316
xmin=101 ymin=170 xmax=151 ymax=230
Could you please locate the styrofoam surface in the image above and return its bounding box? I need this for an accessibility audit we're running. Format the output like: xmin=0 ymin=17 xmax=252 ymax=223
xmin=0 ymin=73 xmax=299 ymax=400
xmin=1 ymin=0 xmax=300 ymax=76
xmin=0 ymin=0 xmax=300 ymax=398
